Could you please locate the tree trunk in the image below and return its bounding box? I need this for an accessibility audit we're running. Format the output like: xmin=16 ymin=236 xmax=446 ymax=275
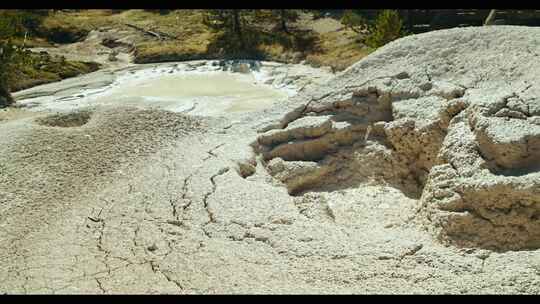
xmin=0 ymin=82 xmax=13 ymax=108
xmin=280 ymin=9 xmax=289 ymax=33
xmin=403 ymin=10 xmax=413 ymax=31
xmin=484 ymin=9 xmax=497 ymax=25
xmin=232 ymin=10 xmax=243 ymax=42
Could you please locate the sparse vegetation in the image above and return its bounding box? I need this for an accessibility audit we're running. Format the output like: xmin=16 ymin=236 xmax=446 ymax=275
xmin=0 ymin=10 xmax=34 ymax=107
xmin=365 ymin=10 xmax=407 ymax=48
xmin=341 ymin=10 xmax=369 ymax=33
xmin=203 ymin=10 xmax=246 ymax=44
xmin=35 ymin=10 xmax=372 ymax=70
xmin=1 ymin=9 xmax=381 ymax=98
xmin=272 ymin=9 xmax=300 ymax=33
xmin=9 ymin=52 xmax=100 ymax=92
xmin=0 ymin=10 xmax=102 ymax=101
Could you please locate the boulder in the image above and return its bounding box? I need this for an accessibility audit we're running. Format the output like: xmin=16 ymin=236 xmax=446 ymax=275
xmin=231 ymin=62 xmax=250 ymax=73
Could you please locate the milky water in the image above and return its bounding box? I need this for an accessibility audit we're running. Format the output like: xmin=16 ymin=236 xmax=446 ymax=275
xmin=100 ymin=72 xmax=288 ymax=115
xmin=15 ymin=62 xmax=294 ymax=117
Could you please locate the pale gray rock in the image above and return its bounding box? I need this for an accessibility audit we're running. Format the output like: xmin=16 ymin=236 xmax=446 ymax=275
xmin=256 ymin=26 xmax=540 ymax=252
xmin=2 ymin=26 xmax=540 ymax=295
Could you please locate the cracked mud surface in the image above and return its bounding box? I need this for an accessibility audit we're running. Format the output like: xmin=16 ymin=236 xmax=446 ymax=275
xmin=2 ymin=26 xmax=540 ymax=294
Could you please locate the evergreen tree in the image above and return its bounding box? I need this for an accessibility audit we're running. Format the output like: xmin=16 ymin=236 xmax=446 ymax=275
xmin=272 ymin=10 xmax=299 ymax=33
xmin=341 ymin=10 xmax=369 ymax=33
xmin=365 ymin=10 xmax=405 ymax=48
xmin=203 ymin=10 xmax=245 ymax=43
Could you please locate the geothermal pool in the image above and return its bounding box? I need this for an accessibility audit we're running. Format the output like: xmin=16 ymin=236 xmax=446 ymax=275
xmin=102 ymin=72 xmax=289 ymax=115
xmin=13 ymin=62 xmax=296 ymax=116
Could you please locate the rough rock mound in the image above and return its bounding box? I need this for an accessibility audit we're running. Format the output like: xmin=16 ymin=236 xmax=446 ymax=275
xmin=254 ymin=26 xmax=540 ymax=251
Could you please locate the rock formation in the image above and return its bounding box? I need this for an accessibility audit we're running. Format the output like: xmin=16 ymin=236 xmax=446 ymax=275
xmin=255 ymin=26 xmax=540 ymax=251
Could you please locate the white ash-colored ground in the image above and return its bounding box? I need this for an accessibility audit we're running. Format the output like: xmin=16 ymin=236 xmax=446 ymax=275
xmin=1 ymin=26 xmax=540 ymax=294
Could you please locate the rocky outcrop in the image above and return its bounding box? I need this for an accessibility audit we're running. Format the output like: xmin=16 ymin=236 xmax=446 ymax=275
xmin=255 ymin=26 xmax=540 ymax=251
xmin=217 ymin=59 xmax=261 ymax=73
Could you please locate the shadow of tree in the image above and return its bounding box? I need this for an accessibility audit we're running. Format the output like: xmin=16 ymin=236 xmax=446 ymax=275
xmin=205 ymin=25 xmax=321 ymax=61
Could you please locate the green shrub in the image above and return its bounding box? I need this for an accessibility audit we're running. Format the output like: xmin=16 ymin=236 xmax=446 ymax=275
xmin=341 ymin=10 xmax=368 ymax=33
xmin=1 ymin=13 xmax=19 ymax=106
xmin=20 ymin=10 xmax=48 ymax=35
xmin=0 ymin=10 xmax=48 ymax=37
xmin=365 ymin=10 xmax=405 ymax=48
xmin=0 ymin=10 xmax=44 ymax=106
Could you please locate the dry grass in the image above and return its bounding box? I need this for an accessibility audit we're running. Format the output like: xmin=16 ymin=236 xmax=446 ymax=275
xmin=10 ymin=52 xmax=100 ymax=92
xmin=302 ymin=27 xmax=374 ymax=71
xmin=32 ymin=10 xmax=373 ymax=74
xmin=305 ymin=41 xmax=373 ymax=71
xmin=41 ymin=9 xmax=117 ymax=33
xmin=134 ymin=39 xmax=214 ymax=63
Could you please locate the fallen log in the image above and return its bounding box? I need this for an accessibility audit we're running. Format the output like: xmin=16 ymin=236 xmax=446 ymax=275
xmin=124 ymin=23 xmax=175 ymax=40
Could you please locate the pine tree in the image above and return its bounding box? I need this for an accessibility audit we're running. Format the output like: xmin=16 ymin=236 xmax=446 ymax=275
xmin=341 ymin=10 xmax=369 ymax=33
xmin=273 ymin=10 xmax=299 ymax=33
xmin=365 ymin=10 xmax=405 ymax=48
xmin=203 ymin=10 xmax=245 ymax=43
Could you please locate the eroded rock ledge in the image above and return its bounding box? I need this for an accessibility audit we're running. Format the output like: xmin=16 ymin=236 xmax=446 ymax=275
xmin=253 ymin=26 xmax=540 ymax=251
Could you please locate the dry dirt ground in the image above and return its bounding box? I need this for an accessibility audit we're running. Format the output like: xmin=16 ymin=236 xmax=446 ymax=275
xmin=1 ymin=26 xmax=540 ymax=294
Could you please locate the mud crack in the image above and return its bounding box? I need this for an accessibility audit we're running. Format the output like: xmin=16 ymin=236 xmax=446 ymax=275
xmin=150 ymin=261 xmax=184 ymax=292
xmin=203 ymin=167 xmax=230 ymax=224
xmin=203 ymin=143 xmax=225 ymax=161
